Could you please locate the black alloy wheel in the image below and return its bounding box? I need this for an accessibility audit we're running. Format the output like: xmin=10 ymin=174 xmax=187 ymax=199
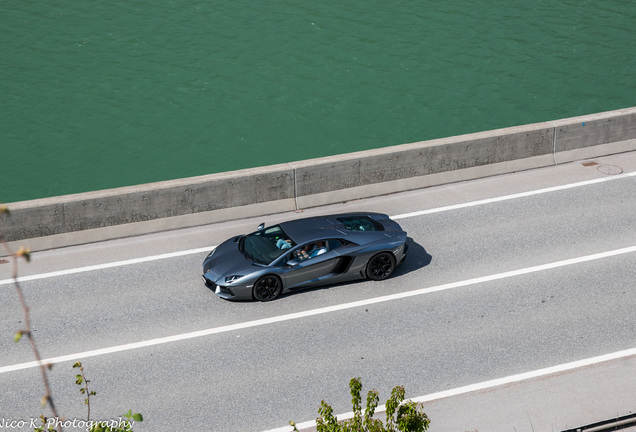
xmin=253 ymin=275 xmax=283 ymax=302
xmin=366 ymin=252 xmax=396 ymax=281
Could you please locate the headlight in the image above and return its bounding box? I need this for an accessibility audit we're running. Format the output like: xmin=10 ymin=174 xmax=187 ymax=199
xmin=206 ymin=248 xmax=217 ymax=259
xmin=224 ymin=275 xmax=243 ymax=284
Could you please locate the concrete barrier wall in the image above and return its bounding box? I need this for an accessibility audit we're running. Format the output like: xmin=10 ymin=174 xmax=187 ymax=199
xmin=554 ymin=110 xmax=636 ymax=162
xmin=3 ymin=107 xmax=636 ymax=250
xmin=290 ymin=124 xmax=556 ymax=208
xmin=2 ymin=164 xmax=295 ymax=242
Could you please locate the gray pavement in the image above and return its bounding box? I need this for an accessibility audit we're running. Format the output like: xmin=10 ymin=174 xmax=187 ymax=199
xmin=290 ymin=352 xmax=636 ymax=432
xmin=415 ymin=353 xmax=636 ymax=432
xmin=2 ymin=151 xmax=635 ymax=432
xmin=279 ymin=152 xmax=636 ymax=432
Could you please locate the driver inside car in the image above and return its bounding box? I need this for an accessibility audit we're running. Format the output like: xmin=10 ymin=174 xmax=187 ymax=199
xmin=309 ymin=241 xmax=327 ymax=258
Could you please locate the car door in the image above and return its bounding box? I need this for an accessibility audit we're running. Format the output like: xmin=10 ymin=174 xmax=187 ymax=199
xmin=279 ymin=241 xmax=340 ymax=289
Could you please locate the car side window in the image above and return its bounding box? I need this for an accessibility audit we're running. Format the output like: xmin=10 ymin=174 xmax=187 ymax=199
xmin=279 ymin=239 xmax=349 ymax=266
xmin=277 ymin=241 xmax=326 ymax=266
xmin=276 ymin=247 xmax=309 ymax=267
xmin=327 ymin=239 xmax=344 ymax=250
xmin=294 ymin=241 xmax=326 ymax=261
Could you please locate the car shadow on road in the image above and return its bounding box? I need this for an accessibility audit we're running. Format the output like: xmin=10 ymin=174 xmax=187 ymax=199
xmin=276 ymin=237 xmax=431 ymax=300
xmin=394 ymin=236 xmax=432 ymax=277
xmin=278 ymin=237 xmax=431 ymax=299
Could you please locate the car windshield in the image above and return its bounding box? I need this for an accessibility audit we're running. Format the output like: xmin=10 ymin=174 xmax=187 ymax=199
xmin=240 ymin=225 xmax=296 ymax=265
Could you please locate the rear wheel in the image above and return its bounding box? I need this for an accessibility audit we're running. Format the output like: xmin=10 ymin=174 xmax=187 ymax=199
xmin=366 ymin=253 xmax=396 ymax=281
xmin=253 ymin=275 xmax=282 ymax=302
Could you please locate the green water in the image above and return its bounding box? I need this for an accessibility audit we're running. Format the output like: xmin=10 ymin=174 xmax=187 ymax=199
xmin=1 ymin=1 xmax=634 ymax=203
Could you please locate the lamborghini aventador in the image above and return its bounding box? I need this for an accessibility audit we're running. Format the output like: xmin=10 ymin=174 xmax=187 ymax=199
xmin=201 ymin=212 xmax=408 ymax=301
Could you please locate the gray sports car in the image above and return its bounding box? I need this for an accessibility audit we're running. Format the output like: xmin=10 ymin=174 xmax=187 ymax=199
xmin=202 ymin=212 xmax=408 ymax=301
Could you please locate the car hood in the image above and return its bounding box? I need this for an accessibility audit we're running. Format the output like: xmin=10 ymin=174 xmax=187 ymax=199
xmin=203 ymin=237 xmax=260 ymax=282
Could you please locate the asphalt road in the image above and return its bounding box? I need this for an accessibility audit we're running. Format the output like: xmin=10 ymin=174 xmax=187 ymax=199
xmin=1 ymin=152 xmax=635 ymax=432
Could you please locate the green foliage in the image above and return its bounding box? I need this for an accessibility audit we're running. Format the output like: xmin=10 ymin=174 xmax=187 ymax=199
xmin=16 ymin=246 xmax=31 ymax=262
xmin=31 ymin=363 xmax=143 ymax=432
xmin=73 ymin=362 xmax=97 ymax=419
xmin=71 ymin=362 xmax=143 ymax=432
xmin=85 ymin=410 xmax=144 ymax=432
xmin=292 ymin=378 xmax=430 ymax=432
xmin=33 ymin=415 xmax=56 ymax=432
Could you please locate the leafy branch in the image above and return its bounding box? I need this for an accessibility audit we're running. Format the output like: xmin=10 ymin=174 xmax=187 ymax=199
xmin=291 ymin=377 xmax=430 ymax=432
xmin=71 ymin=361 xmax=144 ymax=431
xmin=73 ymin=362 xmax=97 ymax=421
xmin=2 ymin=205 xmax=143 ymax=432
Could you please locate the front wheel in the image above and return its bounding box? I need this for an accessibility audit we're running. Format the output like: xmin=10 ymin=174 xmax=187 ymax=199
xmin=366 ymin=253 xmax=396 ymax=281
xmin=253 ymin=275 xmax=283 ymax=302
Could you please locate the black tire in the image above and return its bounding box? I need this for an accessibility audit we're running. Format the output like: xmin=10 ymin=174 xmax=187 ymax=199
xmin=366 ymin=252 xmax=396 ymax=281
xmin=253 ymin=275 xmax=283 ymax=302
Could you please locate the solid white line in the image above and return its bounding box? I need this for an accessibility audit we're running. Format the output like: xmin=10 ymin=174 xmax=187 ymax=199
xmin=1 ymin=170 xmax=634 ymax=287
xmin=1 ymin=245 xmax=634 ymax=375
xmin=261 ymin=347 xmax=636 ymax=432
xmin=0 ymin=246 xmax=213 ymax=286
xmin=392 ymin=169 xmax=636 ymax=219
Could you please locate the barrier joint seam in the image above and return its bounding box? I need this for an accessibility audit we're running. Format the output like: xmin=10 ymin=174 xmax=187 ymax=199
xmin=552 ymin=126 xmax=558 ymax=165
xmin=293 ymin=167 xmax=299 ymax=211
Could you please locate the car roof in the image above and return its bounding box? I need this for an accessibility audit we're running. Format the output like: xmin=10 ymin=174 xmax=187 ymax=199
xmin=278 ymin=212 xmax=392 ymax=244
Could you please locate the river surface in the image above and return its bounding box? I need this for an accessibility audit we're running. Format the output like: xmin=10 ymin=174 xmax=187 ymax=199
xmin=1 ymin=0 xmax=634 ymax=203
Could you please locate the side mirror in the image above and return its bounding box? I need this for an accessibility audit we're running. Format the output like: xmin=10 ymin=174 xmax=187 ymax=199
xmin=257 ymin=222 xmax=265 ymax=230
